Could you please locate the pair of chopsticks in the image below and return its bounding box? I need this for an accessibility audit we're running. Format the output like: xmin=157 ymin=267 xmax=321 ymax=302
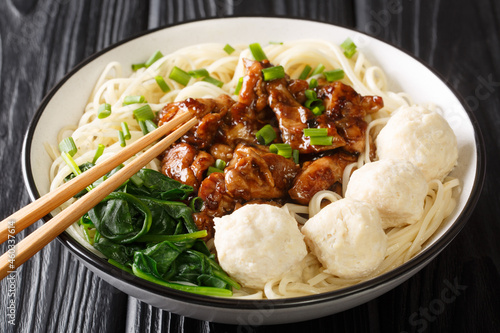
xmin=0 ymin=112 xmax=197 ymax=280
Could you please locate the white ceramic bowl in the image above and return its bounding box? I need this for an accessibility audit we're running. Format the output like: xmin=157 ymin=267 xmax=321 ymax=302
xmin=22 ymin=17 xmax=484 ymax=324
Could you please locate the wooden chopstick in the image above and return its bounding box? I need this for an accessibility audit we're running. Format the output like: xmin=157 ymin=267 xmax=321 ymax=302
xmin=0 ymin=111 xmax=193 ymax=244
xmin=0 ymin=114 xmax=197 ymax=280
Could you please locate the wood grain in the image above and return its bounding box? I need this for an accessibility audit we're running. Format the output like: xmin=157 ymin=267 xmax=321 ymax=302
xmin=0 ymin=0 xmax=498 ymax=332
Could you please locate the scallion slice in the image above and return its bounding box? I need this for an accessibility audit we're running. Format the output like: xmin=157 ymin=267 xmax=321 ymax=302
xmin=324 ymin=69 xmax=345 ymax=82
xmin=341 ymin=38 xmax=357 ymax=58
xmin=138 ymin=120 xmax=148 ymax=135
xmin=299 ymin=65 xmax=312 ymax=80
xmin=292 ymin=149 xmax=300 ymax=164
xmin=154 ymin=75 xmax=170 ymax=92
xmin=269 ymin=143 xmax=292 ymax=158
xmin=310 ymin=136 xmax=333 ymax=146
xmin=145 ymin=119 xmax=157 ymax=133
xmin=311 ymin=105 xmax=325 ymax=116
xmin=131 ymin=63 xmax=146 ymax=71
xmin=97 ymin=103 xmax=111 ymax=119
xmin=92 ymin=144 xmax=105 ymax=164
xmin=215 ymin=159 xmax=227 ymax=170
xmin=59 ymin=137 xmax=78 ymax=157
xmin=234 ymin=77 xmax=244 ymax=95
xmin=133 ymin=104 xmax=154 ymax=121
xmin=309 ymin=78 xmax=318 ymax=89
xmin=304 ymin=89 xmax=317 ymax=100
xmin=207 ymin=166 xmax=224 ymax=175
xmin=311 ymin=64 xmax=325 ymax=76
xmin=61 ymin=152 xmax=93 ymax=192
xmin=189 ymin=197 xmax=204 ymax=212
xmin=145 ymin=50 xmax=164 ymax=67
xmin=223 ymin=44 xmax=235 ymax=55
xmin=188 ymin=68 xmax=210 ymax=78
xmin=169 ymin=66 xmax=191 ymax=86
xmin=118 ymin=130 xmax=126 ymax=147
xmin=262 ymin=66 xmax=285 ymax=81
xmin=202 ymin=76 xmax=224 ymax=88
xmin=121 ymin=122 xmax=131 ymax=140
xmin=249 ymin=43 xmax=267 ymax=61
xmin=123 ymin=95 xmax=146 ymax=105
xmin=256 ymin=124 xmax=277 ymax=145
xmin=130 ymin=174 xmax=144 ymax=187
xmin=304 ymin=128 xmax=328 ymax=137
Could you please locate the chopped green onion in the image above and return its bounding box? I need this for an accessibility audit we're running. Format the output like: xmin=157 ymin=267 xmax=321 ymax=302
xmin=305 ymin=99 xmax=322 ymax=109
xmin=130 ymin=174 xmax=144 ymax=187
xmin=309 ymin=78 xmax=318 ymax=89
xmin=311 ymin=64 xmax=325 ymax=76
xmin=121 ymin=122 xmax=131 ymax=140
xmin=311 ymin=105 xmax=325 ymax=115
xmin=269 ymin=143 xmax=292 ymax=158
xmin=249 ymin=43 xmax=267 ymax=61
xmin=324 ymin=69 xmax=345 ymax=82
xmin=189 ymin=197 xmax=204 ymax=212
xmin=133 ymin=104 xmax=154 ymax=121
xmin=144 ymin=119 xmax=157 ymax=133
xmin=59 ymin=137 xmax=78 ymax=157
xmin=215 ymin=159 xmax=227 ymax=170
xmin=123 ymin=95 xmax=146 ymax=105
xmin=92 ymin=144 xmax=105 ymax=164
xmin=131 ymin=63 xmax=146 ymax=71
xmin=202 ymin=76 xmax=224 ymax=88
xmin=304 ymin=89 xmax=317 ymax=100
xmin=299 ymin=65 xmax=312 ymax=80
xmin=310 ymin=136 xmax=334 ymax=146
xmin=269 ymin=41 xmax=283 ymax=45
xmin=188 ymin=68 xmax=210 ymax=78
xmin=262 ymin=66 xmax=285 ymax=81
xmin=145 ymin=50 xmax=164 ymax=67
xmin=118 ymin=130 xmax=126 ymax=147
xmin=207 ymin=166 xmax=224 ymax=175
xmin=223 ymin=44 xmax=235 ymax=54
xmin=234 ymin=77 xmax=244 ymax=95
xmin=256 ymin=124 xmax=277 ymax=145
xmin=61 ymin=152 xmax=93 ymax=192
xmin=138 ymin=120 xmax=148 ymax=135
xmin=304 ymin=128 xmax=328 ymax=137
xmin=97 ymin=103 xmax=112 ymax=119
xmin=292 ymin=149 xmax=300 ymax=164
xmin=341 ymin=38 xmax=357 ymax=58
xmin=169 ymin=66 xmax=191 ymax=86
xmin=154 ymin=76 xmax=170 ymax=92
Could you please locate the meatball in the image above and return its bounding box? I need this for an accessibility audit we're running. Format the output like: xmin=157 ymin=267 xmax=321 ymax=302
xmin=301 ymin=198 xmax=387 ymax=279
xmin=345 ymin=159 xmax=428 ymax=229
xmin=376 ymin=105 xmax=458 ymax=181
xmin=214 ymin=204 xmax=307 ymax=289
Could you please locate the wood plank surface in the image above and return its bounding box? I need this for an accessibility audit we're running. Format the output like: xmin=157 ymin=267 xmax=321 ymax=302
xmin=0 ymin=0 xmax=498 ymax=332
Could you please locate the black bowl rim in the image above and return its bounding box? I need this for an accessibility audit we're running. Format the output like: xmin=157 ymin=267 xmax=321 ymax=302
xmin=22 ymin=15 xmax=486 ymax=310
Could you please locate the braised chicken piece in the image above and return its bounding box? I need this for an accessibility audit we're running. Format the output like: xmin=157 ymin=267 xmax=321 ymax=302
xmin=161 ymin=143 xmax=214 ymax=190
xmin=198 ymin=172 xmax=237 ymax=217
xmin=238 ymin=58 xmax=272 ymax=111
xmin=266 ymin=78 xmax=346 ymax=153
xmin=192 ymin=212 xmax=215 ymax=240
xmin=289 ymin=152 xmax=357 ymax=205
xmin=158 ymin=95 xmax=235 ymax=149
xmin=318 ymin=82 xmax=384 ymax=153
xmin=209 ymin=143 xmax=234 ymax=163
xmin=224 ymin=144 xmax=299 ymax=201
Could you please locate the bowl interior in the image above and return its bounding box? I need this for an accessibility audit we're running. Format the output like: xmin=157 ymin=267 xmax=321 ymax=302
xmin=22 ymin=17 xmax=482 ymax=321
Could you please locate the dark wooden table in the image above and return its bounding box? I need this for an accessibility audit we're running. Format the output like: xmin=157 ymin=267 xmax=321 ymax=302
xmin=1 ymin=1 xmax=499 ymax=332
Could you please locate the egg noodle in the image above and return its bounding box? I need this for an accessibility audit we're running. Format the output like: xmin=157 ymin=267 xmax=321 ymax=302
xmin=46 ymin=40 xmax=459 ymax=298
